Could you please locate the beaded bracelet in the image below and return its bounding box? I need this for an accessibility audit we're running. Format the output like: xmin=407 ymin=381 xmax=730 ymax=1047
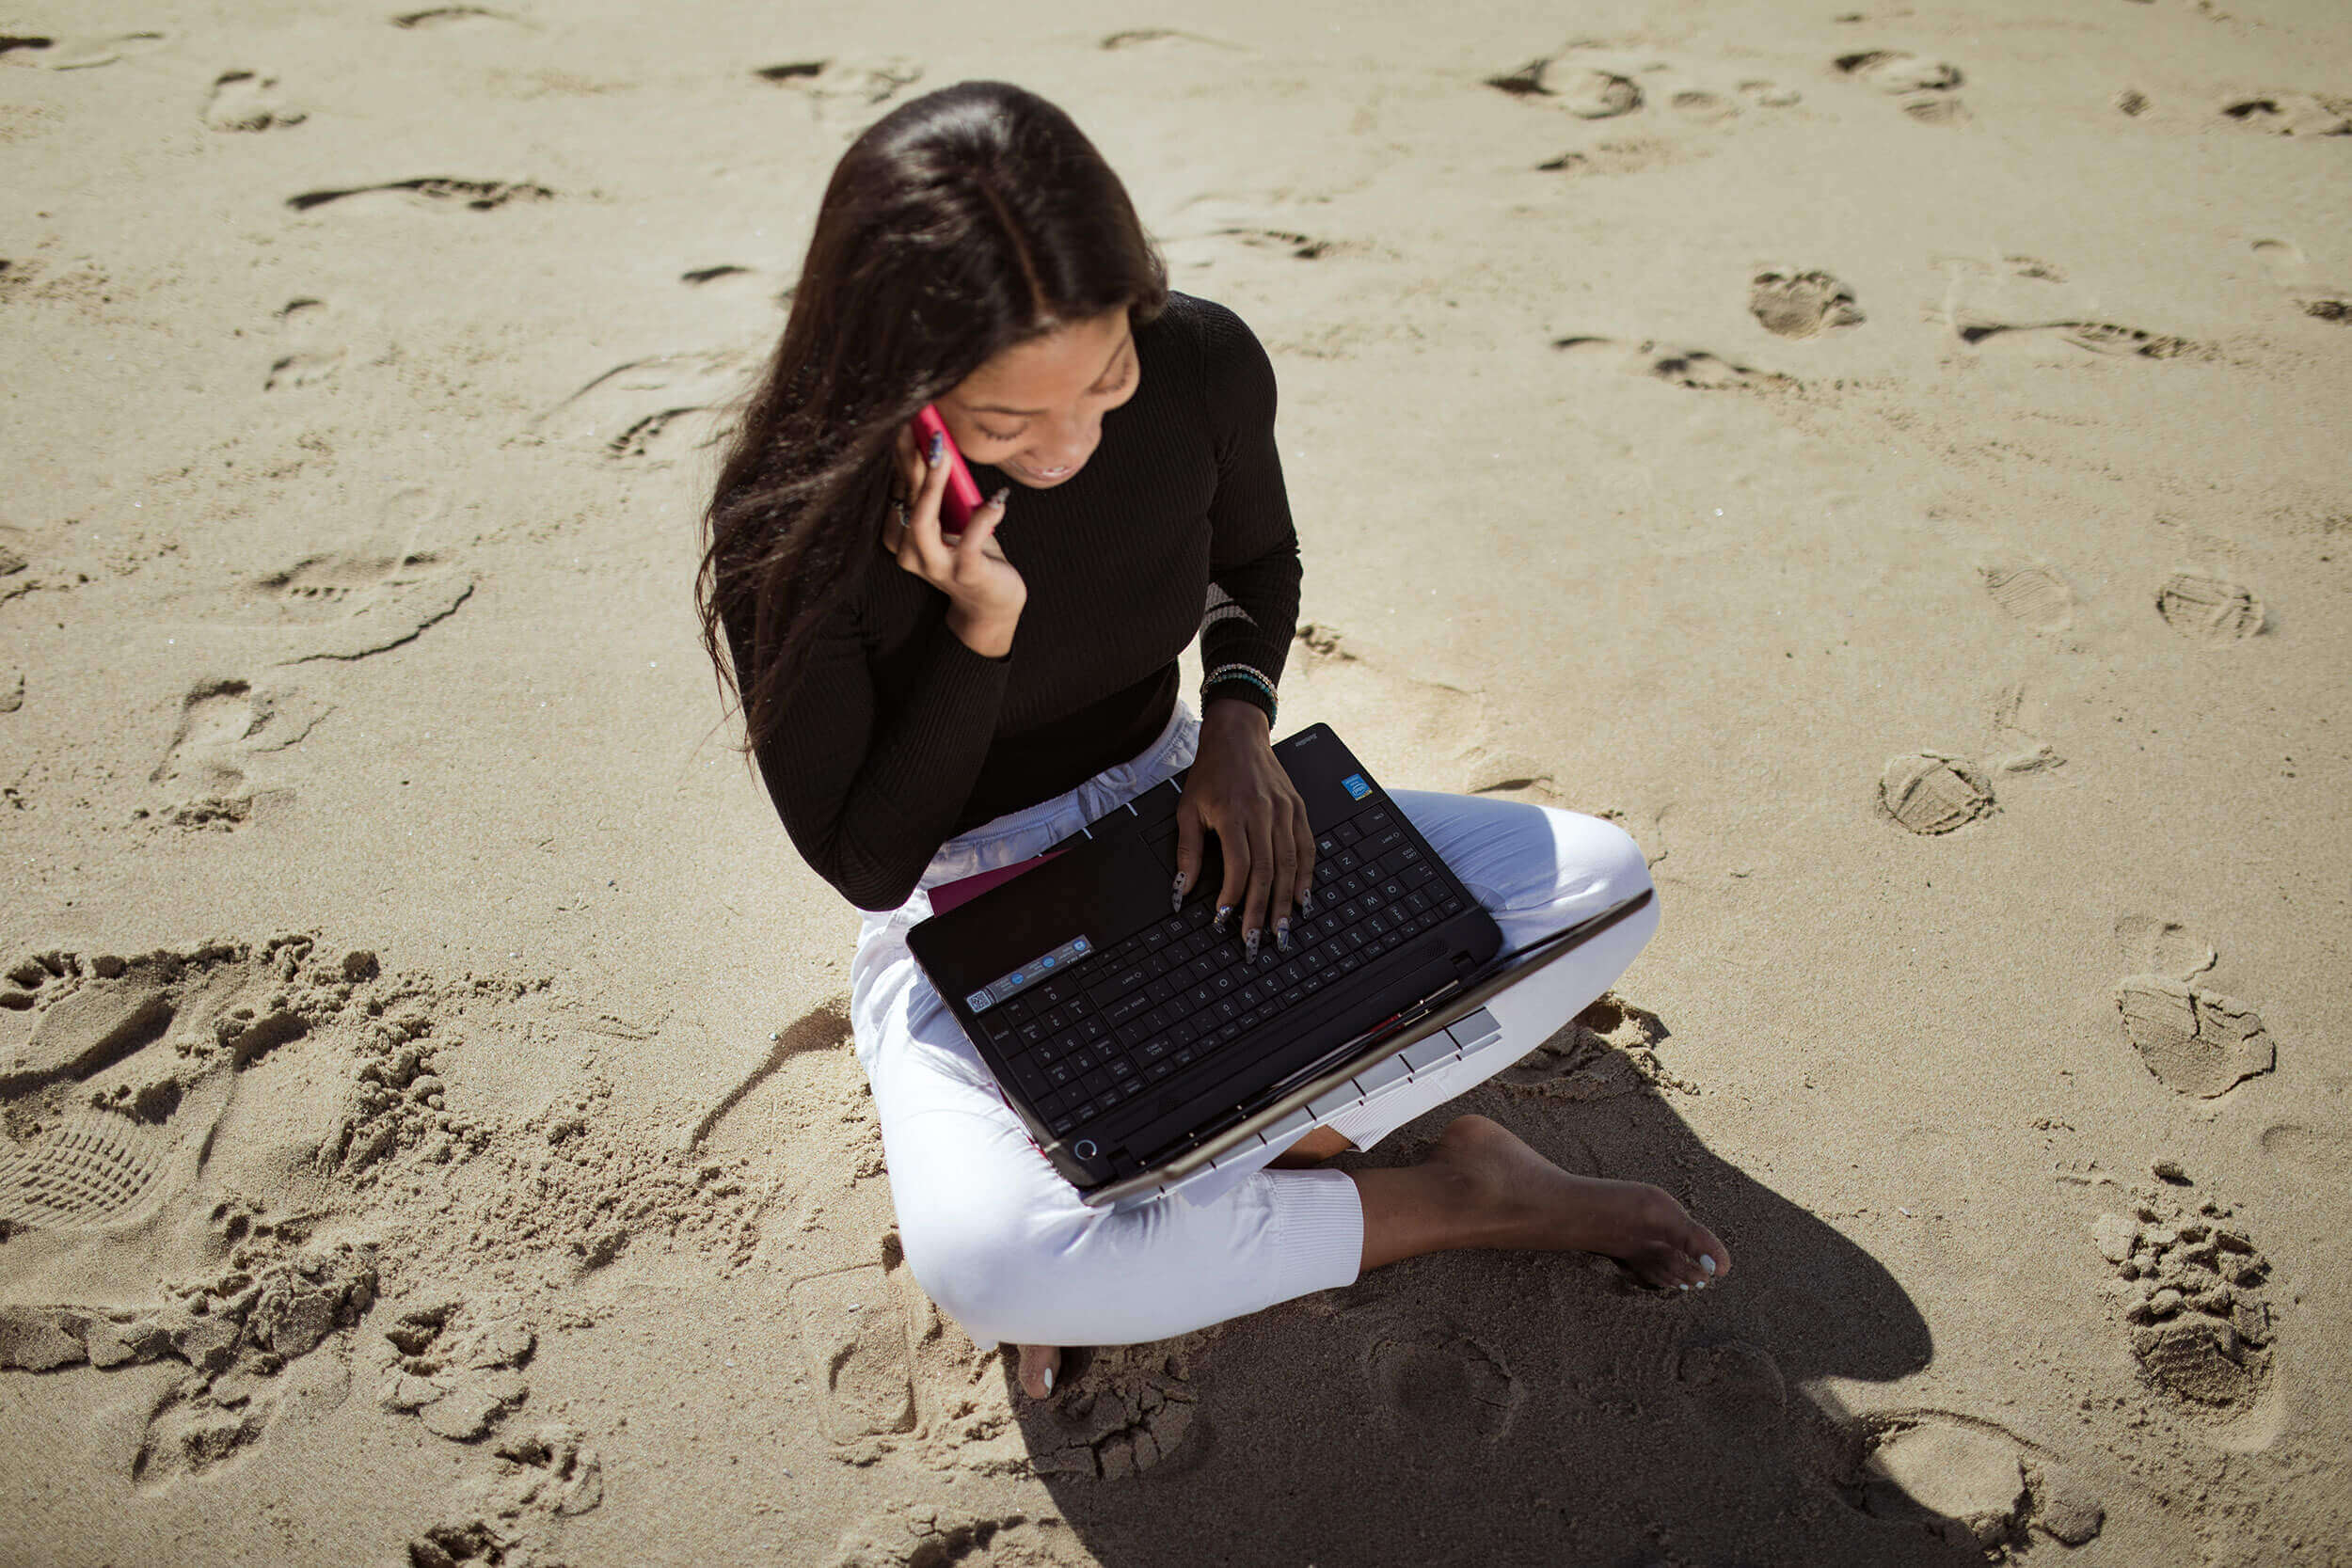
xmin=1200 ymin=662 xmax=1278 ymax=727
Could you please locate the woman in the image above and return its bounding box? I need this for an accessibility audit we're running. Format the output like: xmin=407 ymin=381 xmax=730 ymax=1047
xmin=696 ymin=81 xmax=1728 ymax=1402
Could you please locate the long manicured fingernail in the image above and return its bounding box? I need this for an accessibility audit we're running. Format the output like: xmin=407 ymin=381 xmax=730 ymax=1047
xmin=1041 ymin=1365 xmax=1055 ymax=1395
xmin=1170 ymin=872 xmax=1188 ymax=911
xmin=1297 ymin=887 xmax=1312 ymax=912
xmin=989 ymin=485 xmax=1009 ymax=509
xmin=1275 ymin=918 xmax=1292 ymax=953
xmin=928 ymin=430 xmax=945 ymax=460
xmin=1243 ymin=928 xmax=1262 ymax=961
xmin=1701 ymin=1254 xmax=1718 ymax=1276
xmin=1213 ymin=904 xmax=1232 ymax=932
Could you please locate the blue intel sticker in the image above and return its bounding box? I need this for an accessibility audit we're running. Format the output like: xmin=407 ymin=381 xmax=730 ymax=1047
xmin=1341 ymin=773 xmax=1371 ymax=800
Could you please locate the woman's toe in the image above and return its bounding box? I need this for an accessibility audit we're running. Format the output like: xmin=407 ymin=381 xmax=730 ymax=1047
xmin=1016 ymin=1344 xmax=1062 ymax=1401
xmin=1687 ymin=1220 xmax=1731 ymax=1281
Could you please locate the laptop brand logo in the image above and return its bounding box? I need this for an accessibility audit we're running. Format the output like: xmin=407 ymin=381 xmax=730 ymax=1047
xmin=1341 ymin=773 xmax=1371 ymax=800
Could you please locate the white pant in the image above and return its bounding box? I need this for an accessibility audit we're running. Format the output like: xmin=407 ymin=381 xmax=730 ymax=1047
xmin=849 ymin=704 xmax=1659 ymax=1349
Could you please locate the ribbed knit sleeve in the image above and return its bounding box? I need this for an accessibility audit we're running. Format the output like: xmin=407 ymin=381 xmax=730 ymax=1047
xmin=1194 ymin=302 xmax=1301 ymax=720
xmin=746 ymin=594 xmax=1011 ymax=911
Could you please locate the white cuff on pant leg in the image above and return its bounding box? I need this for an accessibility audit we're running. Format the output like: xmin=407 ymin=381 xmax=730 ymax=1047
xmin=1262 ymin=1165 xmax=1365 ymax=1292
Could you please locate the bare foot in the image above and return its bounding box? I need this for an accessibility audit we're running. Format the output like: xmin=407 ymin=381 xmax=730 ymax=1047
xmin=1015 ymin=1342 xmax=1061 ymax=1400
xmin=1426 ymin=1114 xmax=1731 ymax=1291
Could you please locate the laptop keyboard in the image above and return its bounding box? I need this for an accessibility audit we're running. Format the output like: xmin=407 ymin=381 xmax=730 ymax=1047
xmin=968 ymin=801 xmax=1469 ymax=1140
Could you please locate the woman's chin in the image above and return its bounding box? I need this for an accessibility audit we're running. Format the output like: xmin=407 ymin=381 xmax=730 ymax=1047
xmin=1006 ymin=458 xmax=1088 ymax=488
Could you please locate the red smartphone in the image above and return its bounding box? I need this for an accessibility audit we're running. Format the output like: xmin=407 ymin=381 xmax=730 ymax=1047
xmin=911 ymin=404 xmax=986 ymax=534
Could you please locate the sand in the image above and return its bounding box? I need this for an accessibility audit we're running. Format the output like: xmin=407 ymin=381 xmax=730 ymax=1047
xmin=2 ymin=0 xmax=2347 ymax=1562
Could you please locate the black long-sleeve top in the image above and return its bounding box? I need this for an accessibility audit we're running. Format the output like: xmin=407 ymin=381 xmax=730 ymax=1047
xmin=734 ymin=292 xmax=1302 ymax=911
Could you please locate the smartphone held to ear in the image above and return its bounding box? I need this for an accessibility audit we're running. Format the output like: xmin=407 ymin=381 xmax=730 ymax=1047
xmin=911 ymin=404 xmax=985 ymax=534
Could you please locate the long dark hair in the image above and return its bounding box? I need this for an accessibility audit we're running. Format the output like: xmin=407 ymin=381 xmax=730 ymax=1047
xmin=697 ymin=81 xmax=1168 ymax=753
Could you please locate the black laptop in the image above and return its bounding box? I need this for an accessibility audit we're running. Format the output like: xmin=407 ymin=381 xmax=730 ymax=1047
xmin=906 ymin=724 xmax=1650 ymax=1206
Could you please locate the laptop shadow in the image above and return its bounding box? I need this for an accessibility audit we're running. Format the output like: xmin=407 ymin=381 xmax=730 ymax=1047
xmin=1008 ymin=1072 xmax=1975 ymax=1568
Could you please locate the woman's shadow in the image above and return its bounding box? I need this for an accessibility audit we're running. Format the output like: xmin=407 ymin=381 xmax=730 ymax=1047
xmin=1008 ymin=1014 xmax=1977 ymax=1568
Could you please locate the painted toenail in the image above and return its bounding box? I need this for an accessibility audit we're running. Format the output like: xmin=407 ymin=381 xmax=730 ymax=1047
xmin=1701 ymin=1254 xmax=1718 ymax=1275
xmin=1041 ymin=1365 xmax=1055 ymax=1394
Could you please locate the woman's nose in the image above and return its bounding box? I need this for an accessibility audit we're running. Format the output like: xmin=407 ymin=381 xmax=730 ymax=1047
xmin=1029 ymin=422 xmax=1093 ymax=467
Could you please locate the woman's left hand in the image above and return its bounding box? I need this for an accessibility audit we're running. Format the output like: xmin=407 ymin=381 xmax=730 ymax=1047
xmin=1174 ymin=699 xmax=1317 ymax=960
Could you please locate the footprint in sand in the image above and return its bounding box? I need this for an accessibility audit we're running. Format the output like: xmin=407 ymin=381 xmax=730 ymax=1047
xmin=286 ymin=178 xmax=553 ymax=214
xmin=203 ymin=71 xmax=305 ymax=133
xmin=1979 ymin=563 xmax=2074 ymax=630
xmin=2155 ymin=572 xmax=2265 ymax=643
xmin=2113 ymin=914 xmax=2275 ymax=1098
xmin=1210 ymin=226 xmax=1356 ymax=261
xmin=1552 ymin=335 xmax=1796 ymax=391
xmin=2260 ymin=1121 xmax=2352 ymax=1184
xmin=263 ymin=297 xmax=348 ymax=391
xmin=2250 ymin=238 xmax=2352 ymax=325
xmin=1748 ymin=269 xmax=1865 ymax=338
xmin=531 ymin=349 xmax=749 ymax=461
xmin=225 ymin=531 xmax=475 ymax=665
xmin=404 ymin=1424 xmax=602 ymax=1568
xmin=1363 ymin=1323 xmax=1521 ymax=1443
xmin=1673 ymin=1337 xmax=1787 ymax=1428
xmin=0 ymin=942 xmax=332 ymax=1231
xmin=1943 ymin=309 xmax=2197 ymax=360
xmin=375 ymin=1300 xmax=537 ymax=1442
xmin=390 ymin=6 xmax=531 ymax=28
xmin=0 ymin=31 xmax=169 ymax=71
xmin=1502 ymin=992 xmax=1678 ymax=1103
xmin=1487 ymin=56 xmax=1645 ymax=119
xmin=1098 ymin=28 xmax=1240 ymax=52
xmin=788 ymin=1259 xmax=917 ymax=1441
xmin=2096 ymin=1184 xmax=2278 ymax=1420
xmin=143 ymin=675 xmax=328 ymax=829
xmin=828 ymin=1513 xmax=1083 ymax=1568
xmin=752 ymin=56 xmax=923 ymax=123
xmin=1740 ymin=79 xmax=1803 ymax=108
xmin=1494 ymin=50 xmax=1800 ymax=128
xmin=1847 ymin=1410 xmax=2106 ymax=1549
xmin=681 ymin=263 xmax=795 ymax=309
xmin=1835 ymin=49 xmax=1969 ymax=124
xmin=1875 ymin=751 xmax=1995 ymax=834
xmin=2217 ymin=92 xmax=2352 ymax=137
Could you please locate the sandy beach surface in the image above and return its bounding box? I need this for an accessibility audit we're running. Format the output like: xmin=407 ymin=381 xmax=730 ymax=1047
xmin=3 ymin=0 xmax=2348 ymax=1562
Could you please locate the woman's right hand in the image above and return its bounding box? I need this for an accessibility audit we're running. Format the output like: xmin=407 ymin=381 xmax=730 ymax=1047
xmin=889 ymin=423 xmax=1025 ymax=658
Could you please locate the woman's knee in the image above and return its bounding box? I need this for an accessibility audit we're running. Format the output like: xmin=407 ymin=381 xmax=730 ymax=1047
xmin=1562 ymin=810 xmax=1653 ymax=904
xmin=897 ymin=1194 xmax=1033 ymax=1338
